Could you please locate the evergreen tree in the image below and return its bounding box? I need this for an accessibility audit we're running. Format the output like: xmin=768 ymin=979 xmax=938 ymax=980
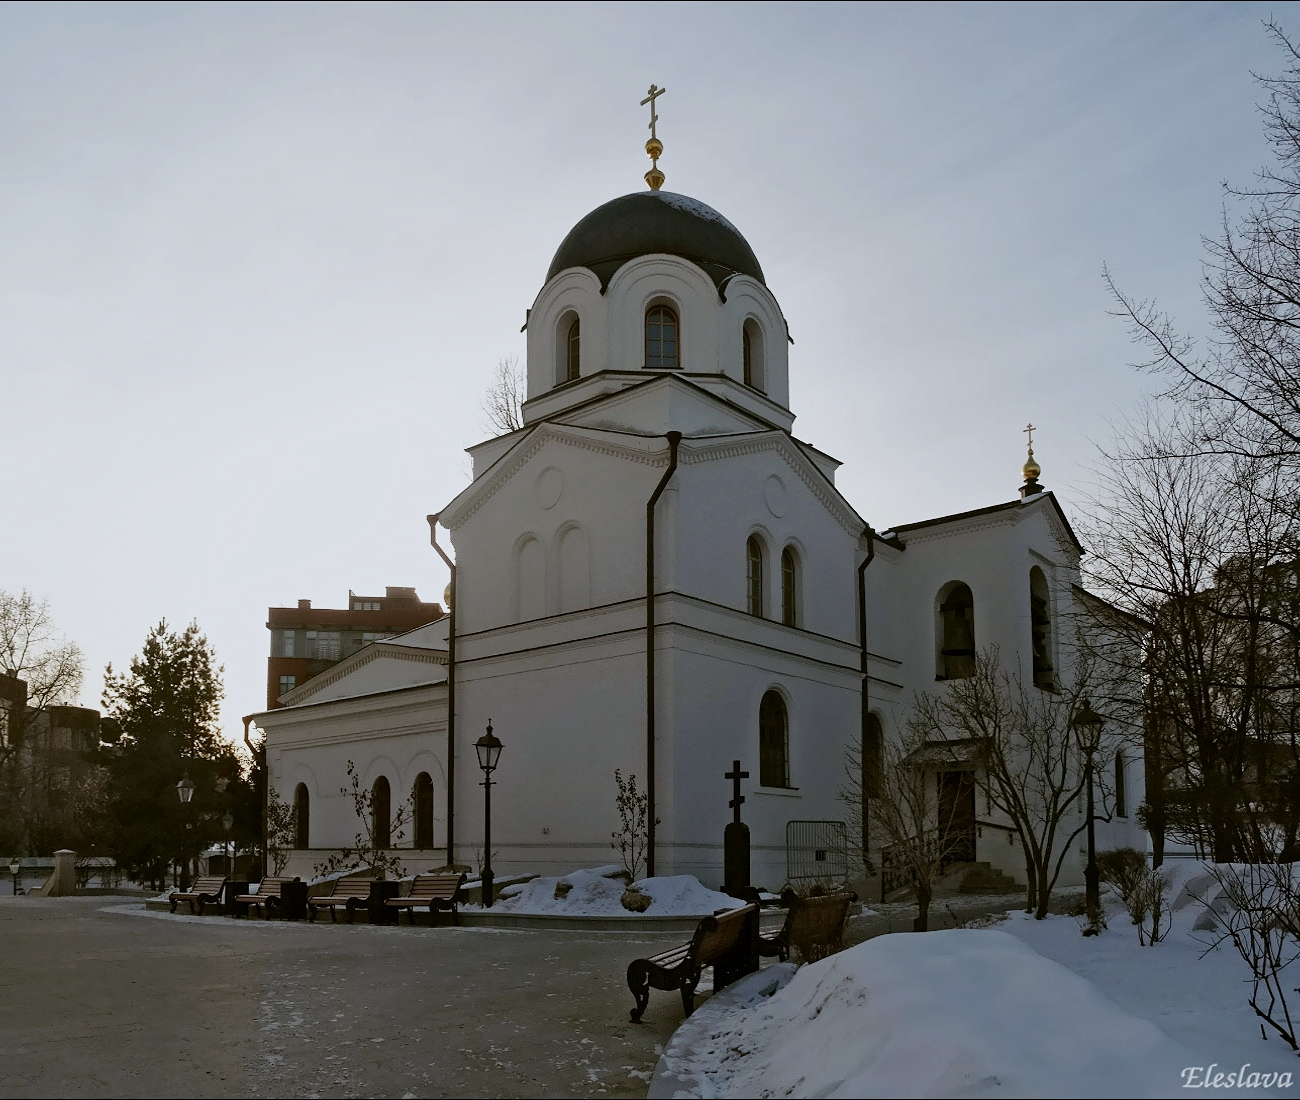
xmin=101 ymin=620 xmax=233 ymax=888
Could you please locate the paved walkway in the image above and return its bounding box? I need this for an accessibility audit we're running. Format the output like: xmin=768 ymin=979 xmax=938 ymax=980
xmin=0 ymin=890 xmax=1062 ymax=1098
xmin=0 ymin=895 xmax=690 ymax=1098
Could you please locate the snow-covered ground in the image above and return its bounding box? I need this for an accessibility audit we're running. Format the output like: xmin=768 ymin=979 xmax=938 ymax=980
xmin=654 ymin=868 xmax=1300 ymax=1098
xmin=468 ymin=865 xmax=739 ymax=917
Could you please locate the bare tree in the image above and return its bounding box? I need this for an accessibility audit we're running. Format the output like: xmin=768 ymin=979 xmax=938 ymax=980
xmin=0 ymin=588 xmax=83 ymax=768
xmin=847 ymin=723 xmax=973 ymax=931
xmin=907 ymin=648 xmax=1109 ymax=920
xmin=1106 ymin=22 xmax=1300 ymax=486
xmin=313 ymin=760 xmax=410 ymax=879
xmin=480 ymin=355 xmax=526 ymax=436
xmin=1080 ymin=409 xmax=1300 ymax=863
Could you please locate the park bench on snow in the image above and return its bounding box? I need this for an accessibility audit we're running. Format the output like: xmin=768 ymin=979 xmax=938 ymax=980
xmin=232 ymin=877 xmax=295 ymax=918
xmin=384 ymin=872 xmax=466 ymax=925
xmin=626 ymin=902 xmax=758 ymax=1023
xmin=169 ymin=875 xmax=227 ymax=915
xmin=307 ymin=875 xmax=375 ymax=923
xmin=758 ymin=889 xmax=857 ymax=963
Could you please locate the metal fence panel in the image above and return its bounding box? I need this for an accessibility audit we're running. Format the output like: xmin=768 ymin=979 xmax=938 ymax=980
xmin=785 ymin=820 xmax=849 ymax=889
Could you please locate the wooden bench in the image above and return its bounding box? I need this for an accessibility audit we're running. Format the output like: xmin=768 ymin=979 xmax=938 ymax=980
xmin=232 ymin=877 xmax=294 ymax=919
xmin=759 ymin=890 xmax=857 ymax=964
xmin=385 ymin=873 xmax=466 ymax=925
xmin=626 ymin=903 xmax=758 ymax=1023
xmin=169 ymin=875 xmax=227 ymax=915
xmin=307 ymin=876 xmax=375 ymax=923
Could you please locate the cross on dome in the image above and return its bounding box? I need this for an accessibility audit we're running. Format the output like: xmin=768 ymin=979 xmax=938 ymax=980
xmin=640 ymin=83 xmax=667 ymax=191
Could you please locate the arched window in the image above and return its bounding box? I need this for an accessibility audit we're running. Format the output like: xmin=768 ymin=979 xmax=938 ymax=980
xmin=1114 ymin=752 xmax=1127 ymax=818
xmin=646 ymin=304 xmax=679 ymax=369
xmin=293 ymin=783 xmax=310 ymax=849
xmin=372 ymin=776 xmax=391 ymax=849
xmin=413 ymin=772 xmax=434 ymax=849
xmin=1030 ymin=567 xmax=1054 ymax=690
xmin=746 ymin=536 xmax=765 ymax=617
xmin=938 ymin=583 xmax=976 ymax=680
xmin=759 ymin=690 xmax=790 ymax=788
xmin=565 ymin=315 xmax=580 ymax=382
xmin=743 ymin=319 xmax=765 ymax=391
xmin=781 ymin=546 xmax=798 ymax=627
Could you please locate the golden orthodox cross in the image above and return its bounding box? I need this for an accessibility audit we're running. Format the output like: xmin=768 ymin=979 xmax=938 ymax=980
xmin=1024 ymin=422 xmax=1036 ymax=451
xmin=641 ymin=84 xmax=666 ymax=140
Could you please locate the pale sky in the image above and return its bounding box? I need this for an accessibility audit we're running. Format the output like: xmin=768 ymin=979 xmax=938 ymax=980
xmin=2 ymin=1 xmax=1291 ymax=745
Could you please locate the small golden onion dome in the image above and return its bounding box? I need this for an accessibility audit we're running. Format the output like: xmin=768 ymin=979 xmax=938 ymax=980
xmin=443 ymin=582 xmax=452 ymax=609
xmin=646 ymin=136 xmax=663 ymax=159
xmin=1023 ymin=449 xmax=1041 ymax=483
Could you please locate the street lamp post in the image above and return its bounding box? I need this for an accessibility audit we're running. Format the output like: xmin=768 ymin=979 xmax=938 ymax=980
xmin=9 ymin=857 xmax=20 ymax=896
xmin=176 ymin=773 xmax=196 ymax=890
xmin=1072 ymin=699 xmax=1104 ymax=935
xmin=222 ymin=811 xmax=234 ymax=877
xmin=474 ymin=722 xmax=504 ymax=908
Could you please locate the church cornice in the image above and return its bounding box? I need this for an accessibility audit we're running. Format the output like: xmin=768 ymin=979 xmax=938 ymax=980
xmin=279 ymin=643 xmax=447 ymax=707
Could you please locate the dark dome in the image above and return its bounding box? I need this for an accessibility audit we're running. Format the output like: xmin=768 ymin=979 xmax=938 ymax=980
xmin=546 ymin=191 xmax=765 ymax=290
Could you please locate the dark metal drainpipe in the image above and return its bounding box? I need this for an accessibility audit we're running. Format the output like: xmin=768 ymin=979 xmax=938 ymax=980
xmin=645 ymin=431 xmax=682 ymax=878
xmin=856 ymin=525 xmax=876 ymax=868
xmin=242 ymin=715 xmax=264 ymax=878
xmin=427 ymin=513 xmax=457 ymax=869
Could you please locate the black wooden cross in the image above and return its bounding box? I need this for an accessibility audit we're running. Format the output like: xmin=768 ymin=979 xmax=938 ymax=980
xmin=726 ymin=759 xmax=749 ymax=824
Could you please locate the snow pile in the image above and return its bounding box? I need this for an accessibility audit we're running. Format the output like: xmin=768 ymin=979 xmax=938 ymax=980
xmin=682 ymin=929 xmax=1190 ymax=1098
xmin=490 ymin=866 xmax=737 ymax=917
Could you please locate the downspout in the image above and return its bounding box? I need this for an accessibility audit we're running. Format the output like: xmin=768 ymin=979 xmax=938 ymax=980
xmin=427 ymin=513 xmax=457 ymax=869
xmin=242 ymin=715 xmax=264 ymax=878
xmin=645 ymin=431 xmax=682 ymax=878
xmin=856 ymin=525 xmax=876 ymax=870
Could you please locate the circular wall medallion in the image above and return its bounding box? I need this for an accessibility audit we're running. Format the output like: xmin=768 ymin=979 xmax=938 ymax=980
xmin=536 ymin=466 xmax=564 ymax=510
xmin=764 ymin=474 xmax=787 ymax=518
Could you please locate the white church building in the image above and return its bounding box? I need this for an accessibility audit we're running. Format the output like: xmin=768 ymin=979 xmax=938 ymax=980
xmin=253 ymin=130 xmax=1146 ymax=894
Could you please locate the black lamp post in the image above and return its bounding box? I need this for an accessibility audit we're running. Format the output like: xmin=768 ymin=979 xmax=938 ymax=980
xmin=1072 ymin=698 xmax=1104 ymax=935
xmin=9 ymin=857 xmax=20 ymax=896
xmin=222 ymin=811 xmax=234 ymax=876
xmin=175 ymin=773 xmax=195 ymax=890
xmin=474 ymin=722 xmax=503 ymax=907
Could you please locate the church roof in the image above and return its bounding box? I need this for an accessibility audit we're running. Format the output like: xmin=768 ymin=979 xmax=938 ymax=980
xmin=887 ymin=492 xmax=1085 ymax=555
xmin=546 ymin=191 xmax=765 ymax=290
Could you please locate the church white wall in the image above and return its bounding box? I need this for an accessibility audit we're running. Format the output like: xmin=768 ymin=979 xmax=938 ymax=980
xmin=261 ymin=685 xmax=449 ymax=880
xmin=672 ymin=443 xmax=861 ymax=641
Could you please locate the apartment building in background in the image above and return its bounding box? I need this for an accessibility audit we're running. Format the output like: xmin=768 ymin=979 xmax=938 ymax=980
xmin=265 ymin=587 xmax=444 ymax=708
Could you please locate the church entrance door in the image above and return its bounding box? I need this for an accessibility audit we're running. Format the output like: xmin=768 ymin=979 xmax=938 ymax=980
xmin=936 ymin=770 xmax=976 ymax=865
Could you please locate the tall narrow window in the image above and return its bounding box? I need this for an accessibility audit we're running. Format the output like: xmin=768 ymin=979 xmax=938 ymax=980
xmin=781 ymin=546 xmax=798 ymax=627
xmin=742 ymin=319 xmax=764 ymax=391
xmin=938 ymin=583 xmax=975 ymax=679
xmin=281 ymin=630 xmax=295 ymax=658
xmin=413 ymin=772 xmax=434 ymax=848
xmin=293 ymin=783 xmax=310 ymax=848
xmin=1114 ymin=752 xmax=1127 ymax=818
xmin=566 ymin=316 xmax=580 ymax=382
xmin=1030 ymin=567 xmax=1054 ymax=690
xmin=372 ymin=776 xmax=391 ymax=849
xmin=746 ymin=536 xmax=765 ymax=617
xmin=646 ymin=305 xmax=679 ymax=369
xmin=759 ymin=690 xmax=790 ymax=788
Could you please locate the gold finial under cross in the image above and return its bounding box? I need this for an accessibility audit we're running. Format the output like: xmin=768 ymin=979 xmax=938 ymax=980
xmin=640 ymin=84 xmax=667 ymax=191
xmin=1022 ymin=422 xmax=1042 ymax=486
